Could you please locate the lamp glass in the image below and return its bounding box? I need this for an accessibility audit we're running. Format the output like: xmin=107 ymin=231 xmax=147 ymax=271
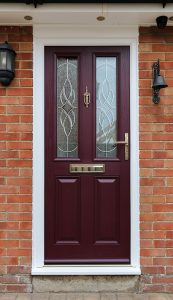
xmin=6 ymin=51 xmax=14 ymax=71
xmin=0 ymin=52 xmax=7 ymax=70
xmin=0 ymin=42 xmax=16 ymax=86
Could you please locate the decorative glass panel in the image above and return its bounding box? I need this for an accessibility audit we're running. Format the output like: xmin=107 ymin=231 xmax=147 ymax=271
xmin=57 ymin=58 xmax=78 ymax=158
xmin=96 ymin=57 xmax=117 ymax=158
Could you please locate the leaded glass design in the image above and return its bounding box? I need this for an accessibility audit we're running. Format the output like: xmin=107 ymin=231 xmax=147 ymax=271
xmin=96 ymin=57 xmax=117 ymax=158
xmin=57 ymin=58 xmax=78 ymax=158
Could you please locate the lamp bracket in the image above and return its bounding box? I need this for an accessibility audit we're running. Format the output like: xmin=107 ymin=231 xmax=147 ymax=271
xmin=152 ymin=59 xmax=168 ymax=104
xmin=152 ymin=59 xmax=160 ymax=79
xmin=153 ymin=89 xmax=160 ymax=104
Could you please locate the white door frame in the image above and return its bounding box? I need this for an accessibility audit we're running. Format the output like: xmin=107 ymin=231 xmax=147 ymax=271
xmin=32 ymin=24 xmax=140 ymax=275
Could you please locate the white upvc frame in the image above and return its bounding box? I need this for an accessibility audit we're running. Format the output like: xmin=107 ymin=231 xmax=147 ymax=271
xmin=32 ymin=24 xmax=140 ymax=275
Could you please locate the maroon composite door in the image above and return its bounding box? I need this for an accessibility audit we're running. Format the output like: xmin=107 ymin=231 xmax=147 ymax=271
xmin=44 ymin=46 xmax=130 ymax=264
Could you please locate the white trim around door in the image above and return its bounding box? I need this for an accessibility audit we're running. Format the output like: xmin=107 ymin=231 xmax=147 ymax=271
xmin=32 ymin=24 xmax=140 ymax=275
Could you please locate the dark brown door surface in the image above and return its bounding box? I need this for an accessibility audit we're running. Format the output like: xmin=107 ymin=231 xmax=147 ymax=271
xmin=45 ymin=46 xmax=130 ymax=264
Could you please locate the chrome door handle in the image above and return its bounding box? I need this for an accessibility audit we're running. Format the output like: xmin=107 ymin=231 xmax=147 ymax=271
xmin=114 ymin=133 xmax=129 ymax=160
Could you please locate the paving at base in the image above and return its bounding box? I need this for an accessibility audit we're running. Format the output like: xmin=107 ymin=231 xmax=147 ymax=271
xmin=0 ymin=294 xmax=173 ymax=300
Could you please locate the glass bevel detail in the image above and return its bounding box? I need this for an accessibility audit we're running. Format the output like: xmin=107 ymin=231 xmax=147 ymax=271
xmin=96 ymin=57 xmax=117 ymax=158
xmin=57 ymin=58 xmax=78 ymax=158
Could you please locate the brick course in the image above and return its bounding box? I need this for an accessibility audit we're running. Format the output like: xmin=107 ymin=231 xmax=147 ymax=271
xmin=139 ymin=26 xmax=173 ymax=293
xmin=0 ymin=26 xmax=33 ymax=293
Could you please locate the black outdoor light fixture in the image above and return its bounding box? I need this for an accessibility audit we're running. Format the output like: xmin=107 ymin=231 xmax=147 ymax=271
xmin=156 ymin=15 xmax=168 ymax=29
xmin=0 ymin=41 xmax=16 ymax=86
xmin=152 ymin=59 xmax=168 ymax=104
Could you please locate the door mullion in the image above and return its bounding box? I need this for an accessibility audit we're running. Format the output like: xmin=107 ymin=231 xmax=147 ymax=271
xmin=79 ymin=49 xmax=93 ymax=161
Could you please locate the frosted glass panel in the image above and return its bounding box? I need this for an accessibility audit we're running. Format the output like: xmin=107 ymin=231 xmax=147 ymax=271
xmin=57 ymin=58 xmax=78 ymax=158
xmin=96 ymin=57 xmax=117 ymax=158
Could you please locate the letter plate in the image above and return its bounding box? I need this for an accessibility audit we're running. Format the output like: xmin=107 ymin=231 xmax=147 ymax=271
xmin=70 ymin=164 xmax=105 ymax=173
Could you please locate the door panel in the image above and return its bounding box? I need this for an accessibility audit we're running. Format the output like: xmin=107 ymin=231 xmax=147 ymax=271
xmin=94 ymin=177 xmax=120 ymax=244
xmin=45 ymin=46 xmax=130 ymax=264
xmin=55 ymin=177 xmax=81 ymax=244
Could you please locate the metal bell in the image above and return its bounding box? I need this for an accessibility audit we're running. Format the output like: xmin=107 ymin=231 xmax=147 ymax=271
xmin=152 ymin=74 xmax=168 ymax=89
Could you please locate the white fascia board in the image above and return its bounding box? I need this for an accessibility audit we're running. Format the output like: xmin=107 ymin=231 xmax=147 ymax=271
xmin=0 ymin=3 xmax=172 ymax=12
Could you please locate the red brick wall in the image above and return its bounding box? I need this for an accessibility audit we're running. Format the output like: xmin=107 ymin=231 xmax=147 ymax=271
xmin=0 ymin=26 xmax=33 ymax=293
xmin=0 ymin=24 xmax=173 ymax=293
xmin=139 ymin=26 xmax=173 ymax=293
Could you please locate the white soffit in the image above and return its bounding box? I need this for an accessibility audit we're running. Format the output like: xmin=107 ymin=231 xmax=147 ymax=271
xmin=0 ymin=3 xmax=173 ymax=26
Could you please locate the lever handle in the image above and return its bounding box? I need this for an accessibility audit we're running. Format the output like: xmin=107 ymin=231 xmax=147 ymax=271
xmin=114 ymin=133 xmax=129 ymax=160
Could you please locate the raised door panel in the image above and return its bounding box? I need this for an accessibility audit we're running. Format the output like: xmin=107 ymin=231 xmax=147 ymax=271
xmin=55 ymin=177 xmax=81 ymax=244
xmin=94 ymin=177 xmax=120 ymax=244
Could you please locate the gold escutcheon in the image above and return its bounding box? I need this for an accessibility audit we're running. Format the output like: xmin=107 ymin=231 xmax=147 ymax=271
xmin=83 ymin=86 xmax=90 ymax=108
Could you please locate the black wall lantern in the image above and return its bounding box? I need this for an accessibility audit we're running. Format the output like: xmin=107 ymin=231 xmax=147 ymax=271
xmin=152 ymin=59 xmax=168 ymax=104
xmin=0 ymin=41 xmax=16 ymax=86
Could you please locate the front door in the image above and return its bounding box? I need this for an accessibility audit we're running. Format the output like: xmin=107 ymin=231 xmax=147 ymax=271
xmin=44 ymin=46 xmax=130 ymax=264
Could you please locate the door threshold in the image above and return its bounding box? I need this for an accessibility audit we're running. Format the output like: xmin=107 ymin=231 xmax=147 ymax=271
xmin=32 ymin=265 xmax=141 ymax=275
